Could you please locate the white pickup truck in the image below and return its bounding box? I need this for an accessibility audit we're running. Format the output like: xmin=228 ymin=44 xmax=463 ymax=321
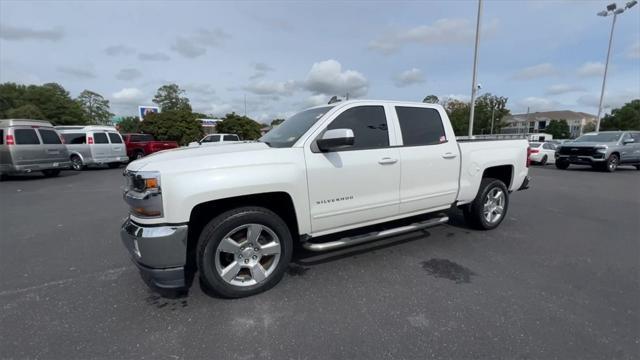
xmin=121 ymin=100 xmax=530 ymax=298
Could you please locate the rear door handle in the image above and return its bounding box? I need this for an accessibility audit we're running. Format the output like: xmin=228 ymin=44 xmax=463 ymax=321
xmin=378 ymin=157 xmax=398 ymax=165
xmin=442 ymin=152 xmax=458 ymax=159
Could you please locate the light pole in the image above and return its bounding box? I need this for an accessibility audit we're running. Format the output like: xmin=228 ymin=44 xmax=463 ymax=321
xmin=595 ymin=1 xmax=637 ymax=131
xmin=468 ymin=0 xmax=483 ymax=137
xmin=490 ymin=105 xmax=495 ymax=134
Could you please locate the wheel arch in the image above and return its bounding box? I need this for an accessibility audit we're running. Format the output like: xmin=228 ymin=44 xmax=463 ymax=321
xmin=185 ymin=192 xmax=300 ymax=273
xmin=69 ymin=151 xmax=84 ymax=163
xmin=481 ymin=164 xmax=514 ymax=189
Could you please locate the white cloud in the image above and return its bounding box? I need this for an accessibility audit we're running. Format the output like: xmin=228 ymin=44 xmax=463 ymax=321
xmin=394 ymin=68 xmax=425 ymax=87
xmin=207 ymin=103 xmax=235 ymax=117
xmin=545 ymin=84 xmax=586 ymax=95
xmin=111 ymin=88 xmax=146 ymax=105
xmin=57 ymin=66 xmax=96 ymax=79
xmin=369 ymin=18 xmax=497 ymax=54
xmin=304 ymin=59 xmax=369 ymax=97
xmin=245 ymin=80 xmax=298 ymax=96
xmin=249 ymin=62 xmax=275 ymax=80
xmin=138 ymin=52 xmax=170 ymax=61
xmin=171 ymin=28 xmax=230 ymax=58
xmin=512 ymin=63 xmax=557 ymax=80
xmin=516 ymin=97 xmax=561 ymax=112
xmin=576 ymin=90 xmax=640 ymax=109
xmin=577 ymin=62 xmax=605 ymax=77
xmin=627 ymin=40 xmax=640 ymax=59
xmin=184 ymin=83 xmax=217 ymax=97
xmin=105 ymin=45 xmax=135 ymax=56
xmin=305 ymin=94 xmax=330 ymax=107
xmin=115 ymin=68 xmax=142 ymax=81
xmin=0 ymin=24 xmax=63 ymax=41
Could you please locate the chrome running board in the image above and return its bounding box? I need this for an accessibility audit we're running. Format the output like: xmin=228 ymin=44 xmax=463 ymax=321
xmin=302 ymin=215 xmax=449 ymax=252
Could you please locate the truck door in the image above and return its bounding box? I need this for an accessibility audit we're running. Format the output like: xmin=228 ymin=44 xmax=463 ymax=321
xmin=305 ymin=105 xmax=400 ymax=234
xmin=391 ymin=106 xmax=460 ymax=214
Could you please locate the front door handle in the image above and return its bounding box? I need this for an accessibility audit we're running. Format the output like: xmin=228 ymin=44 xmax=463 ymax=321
xmin=378 ymin=157 xmax=398 ymax=165
xmin=442 ymin=152 xmax=458 ymax=159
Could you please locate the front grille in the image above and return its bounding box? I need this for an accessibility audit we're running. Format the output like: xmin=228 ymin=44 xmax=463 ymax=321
xmin=558 ymin=146 xmax=595 ymax=156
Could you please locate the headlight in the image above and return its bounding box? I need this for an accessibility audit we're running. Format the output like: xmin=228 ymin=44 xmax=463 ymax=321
xmin=124 ymin=171 xmax=163 ymax=218
xmin=594 ymin=145 xmax=608 ymax=153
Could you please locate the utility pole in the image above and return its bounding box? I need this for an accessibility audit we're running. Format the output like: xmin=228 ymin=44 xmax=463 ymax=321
xmin=468 ymin=0 xmax=483 ymax=137
xmin=490 ymin=105 xmax=495 ymax=134
xmin=244 ymin=94 xmax=247 ymax=116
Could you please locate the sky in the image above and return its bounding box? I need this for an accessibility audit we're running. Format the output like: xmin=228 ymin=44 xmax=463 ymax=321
xmin=1 ymin=0 xmax=639 ymax=121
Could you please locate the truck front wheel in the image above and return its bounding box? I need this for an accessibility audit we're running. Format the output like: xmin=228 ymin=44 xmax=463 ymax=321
xmin=196 ymin=206 xmax=292 ymax=298
xmin=555 ymin=160 xmax=570 ymax=170
xmin=463 ymin=178 xmax=509 ymax=230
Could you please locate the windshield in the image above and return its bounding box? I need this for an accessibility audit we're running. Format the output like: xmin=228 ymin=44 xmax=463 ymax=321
xmin=260 ymin=106 xmax=333 ymax=148
xmin=574 ymin=133 xmax=621 ymax=143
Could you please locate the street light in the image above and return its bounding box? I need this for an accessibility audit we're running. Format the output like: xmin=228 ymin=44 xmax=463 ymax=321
xmin=594 ymin=1 xmax=637 ymax=131
xmin=468 ymin=0 xmax=483 ymax=137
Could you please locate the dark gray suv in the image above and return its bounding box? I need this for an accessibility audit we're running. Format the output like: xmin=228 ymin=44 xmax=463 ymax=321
xmin=555 ymin=131 xmax=640 ymax=172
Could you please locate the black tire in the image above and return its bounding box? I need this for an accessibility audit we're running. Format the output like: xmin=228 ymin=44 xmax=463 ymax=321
xmin=134 ymin=150 xmax=144 ymax=160
xmin=108 ymin=163 xmax=120 ymax=169
xmin=604 ymin=154 xmax=619 ymax=172
xmin=197 ymin=206 xmax=293 ymax=298
xmin=42 ymin=169 xmax=61 ymax=177
xmin=555 ymin=160 xmax=570 ymax=170
xmin=70 ymin=155 xmax=83 ymax=171
xmin=540 ymin=155 xmax=548 ymax=166
xmin=463 ymin=178 xmax=509 ymax=230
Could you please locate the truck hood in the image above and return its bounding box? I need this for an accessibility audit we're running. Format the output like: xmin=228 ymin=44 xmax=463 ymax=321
xmin=560 ymin=141 xmax=615 ymax=148
xmin=126 ymin=141 xmax=271 ymax=172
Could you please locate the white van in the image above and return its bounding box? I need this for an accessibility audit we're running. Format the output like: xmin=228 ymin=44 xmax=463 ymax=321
xmin=528 ymin=133 xmax=553 ymax=142
xmin=56 ymin=126 xmax=128 ymax=170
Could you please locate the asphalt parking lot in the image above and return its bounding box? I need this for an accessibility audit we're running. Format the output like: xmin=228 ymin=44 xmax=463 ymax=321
xmin=1 ymin=165 xmax=639 ymax=359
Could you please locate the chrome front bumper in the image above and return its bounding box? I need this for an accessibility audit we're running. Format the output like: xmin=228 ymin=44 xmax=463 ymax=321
xmin=120 ymin=218 xmax=188 ymax=289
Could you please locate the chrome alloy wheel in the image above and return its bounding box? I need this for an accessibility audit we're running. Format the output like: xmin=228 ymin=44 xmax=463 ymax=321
xmin=483 ymin=187 xmax=505 ymax=224
xmin=214 ymin=224 xmax=281 ymax=287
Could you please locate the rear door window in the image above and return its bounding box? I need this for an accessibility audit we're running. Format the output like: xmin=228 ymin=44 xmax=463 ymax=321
xmin=93 ymin=132 xmax=109 ymax=144
xmin=62 ymin=133 xmax=86 ymax=144
xmin=395 ymin=107 xmax=446 ymax=146
xmin=14 ymin=129 xmax=40 ymax=145
xmin=108 ymin=133 xmax=123 ymax=143
xmin=327 ymin=106 xmax=389 ymax=150
xmin=223 ymin=135 xmax=239 ymax=141
xmin=203 ymin=135 xmax=220 ymax=143
xmin=38 ymin=129 xmax=62 ymax=144
xmin=131 ymin=134 xmax=154 ymax=142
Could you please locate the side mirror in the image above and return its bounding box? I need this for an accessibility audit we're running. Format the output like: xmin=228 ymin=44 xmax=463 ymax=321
xmin=623 ymin=138 xmax=635 ymax=145
xmin=317 ymin=128 xmax=355 ymax=152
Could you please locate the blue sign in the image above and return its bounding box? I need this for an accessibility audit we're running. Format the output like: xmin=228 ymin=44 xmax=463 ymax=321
xmin=138 ymin=106 xmax=159 ymax=120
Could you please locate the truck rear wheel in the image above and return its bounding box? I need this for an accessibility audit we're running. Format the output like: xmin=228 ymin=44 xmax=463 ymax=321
xmin=196 ymin=206 xmax=292 ymax=298
xmin=463 ymin=178 xmax=509 ymax=230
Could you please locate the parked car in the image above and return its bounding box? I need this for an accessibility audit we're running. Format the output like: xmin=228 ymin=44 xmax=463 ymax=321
xmin=528 ymin=142 xmax=556 ymax=165
xmin=122 ymin=133 xmax=179 ymax=160
xmin=188 ymin=133 xmax=240 ymax=147
xmin=120 ymin=100 xmax=531 ymax=298
xmin=555 ymin=131 xmax=640 ymax=172
xmin=0 ymin=119 xmax=70 ymax=178
xmin=56 ymin=126 xmax=128 ymax=170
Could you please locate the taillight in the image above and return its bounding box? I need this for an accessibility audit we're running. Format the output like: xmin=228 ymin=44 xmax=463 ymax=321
xmin=6 ymin=134 xmax=15 ymax=145
xmin=88 ymin=137 xmax=94 ymax=144
xmin=526 ymin=146 xmax=531 ymax=168
xmin=530 ymin=149 xmax=539 ymax=153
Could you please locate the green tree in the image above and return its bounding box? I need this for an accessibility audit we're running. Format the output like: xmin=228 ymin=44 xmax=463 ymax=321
xmin=423 ymin=95 xmax=439 ymax=104
xmin=5 ymin=104 xmax=45 ymax=119
xmin=77 ymin=90 xmax=113 ymax=125
xmin=118 ymin=116 xmax=141 ymax=133
xmin=271 ymin=118 xmax=285 ymax=126
xmin=153 ymin=84 xmax=192 ymax=112
xmin=140 ymin=109 xmax=203 ymax=145
xmin=600 ymin=99 xmax=640 ymax=130
xmin=545 ymin=119 xmax=571 ymax=139
xmin=0 ymin=82 xmax=87 ymax=124
xmin=442 ymin=94 xmax=511 ymax=136
xmin=583 ymin=122 xmax=596 ymax=133
xmin=216 ymin=112 xmax=262 ymax=140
